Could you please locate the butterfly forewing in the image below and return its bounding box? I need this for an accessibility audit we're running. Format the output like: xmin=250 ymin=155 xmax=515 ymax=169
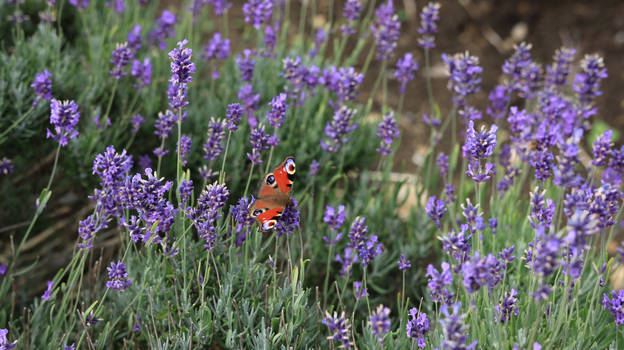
xmin=249 ymin=156 xmax=296 ymax=231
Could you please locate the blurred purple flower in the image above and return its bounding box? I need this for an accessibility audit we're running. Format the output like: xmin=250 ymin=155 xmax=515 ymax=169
xmin=207 ymin=0 xmax=231 ymax=16
xmin=546 ymin=47 xmax=576 ymax=88
xmin=243 ymin=0 xmax=272 ymax=30
xmin=320 ymin=106 xmax=358 ymax=153
xmin=110 ymin=43 xmax=134 ymax=80
xmin=376 ymin=111 xmax=400 ymax=156
xmin=369 ymin=305 xmax=391 ymax=344
xmin=0 ymin=158 xmax=14 ymax=176
xmin=495 ymin=289 xmax=519 ymax=323
xmin=322 ymin=311 xmax=352 ymax=348
xmin=238 ymin=84 xmax=260 ymax=127
xmin=41 ymin=280 xmax=53 ymax=300
xmin=31 ymin=70 xmax=52 ymax=106
xmin=426 ymin=196 xmax=446 ymax=228
xmin=324 ymin=205 xmax=346 ymax=231
xmin=439 ymin=303 xmax=477 ymax=350
xmin=442 ymin=52 xmax=482 ymax=106
xmin=150 ymin=10 xmax=176 ymax=50
xmin=178 ymin=135 xmax=192 ymax=166
xmin=237 ymin=49 xmax=255 ymax=82
xmin=418 ymin=2 xmax=441 ymax=49
xmin=204 ymin=33 xmax=230 ymax=60
xmin=398 ymin=254 xmax=411 ymax=270
xmin=127 ymin=25 xmax=142 ymax=51
xmin=573 ymin=54 xmax=607 ymax=106
xmin=395 ymin=53 xmax=419 ymax=94
xmin=131 ymin=58 xmax=152 ymax=89
xmin=603 ymin=290 xmax=624 ymax=325
xmin=247 ymin=124 xmax=270 ymax=164
xmin=371 ymin=1 xmax=400 ymax=61
xmin=130 ymin=114 xmax=144 ymax=134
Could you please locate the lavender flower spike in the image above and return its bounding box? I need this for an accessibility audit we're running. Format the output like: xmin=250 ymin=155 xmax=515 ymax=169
xmin=322 ymin=311 xmax=352 ymax=348
xmin=406 ymin=308 xmax=430 ymax=349
xmin=242 ymin=0 xmax=272 ymax=30
xmin=426 ymin=196 xmax=447 ymax=228
xmin=110 ymin=42 xmax=134 ymax=80
xmin=0 ymin=158 xmax=14 ymax=176
xmin=418 ymin=2 xmax=441 ymax=49
xmin=31 ymin=70 xmax=53 ymax=106
xmin=370 ymin=1 xmax=400 ymax=61
xmin=395 ymin=53 xmax=419 ymax=94
xmin=376 ymin=111 xmax=400 ymax=156
xmin=442 ymin=52 xmax=483 ymax=106
xmin=573 ymin=54 xmax=607 ymax=106
xmin=47 ymin=99 xmax=80 ymax=147
xmin=439 ymin=303 xmax=477 ymax=349
xmin=320 ymin=106 xmax=358 ymax=153
xmin=369 ymin=304 xmax=391 ymax=344
xmin=106 ymin=260 xmax=131 ymax=291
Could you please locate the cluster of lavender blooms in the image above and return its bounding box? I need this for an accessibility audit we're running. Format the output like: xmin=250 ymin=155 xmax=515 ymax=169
xmin=375 ymin=111 xmax=400 ymax=156
xmin=369 ymin=305 xmax=391 ymax=344
xmin=322 ymin=311 xmax=352 ymax=348
xmin=335 ymin=216 xmax=382 ymax=277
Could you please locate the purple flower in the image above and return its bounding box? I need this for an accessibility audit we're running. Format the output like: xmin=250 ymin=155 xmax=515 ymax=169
xmin=309 ymin=28 xmax=325 ymax=57
xmin=426 ymin=196 xmax=446 ymax=228
xmin=64 ymin=344 xmax=75 ymax=350
xmin=406 ymin=308 xmax=430 ymax=348
xmin=573 ymin=54 xmax=607 ymax=106
xmin=370 ymin=1 xmax=400 ymax=61
xmin=395 ymin=53 xmax=419 ymax=94
xmin=109 ymin=42 xmax=134 ymax=80
xmin=322 ymin=311 xmax=352 ymax=348
xmin=127 ymin=25 xmax=142 ymax=51
xmin=426 ymin=262 xmax=454 ymax=304
xmin=466 ymin=161 xmax=495 ymax=183
xmin=439 ymin=303 xmax=477 ymax=350
xmin=203 ymin=118 xmax=227 ymax=161
xmin=0 ymin=263 xmax=6 ymax=275
xmin=207 ymin=0 xmax=231 ymax=16
xmin=204 ymin=33 xmax=230 ymax=60
xmin=340 ymin=0 xmax=363 ymax=35
xmin=462 ymin=120 xmax=497 ymax=161
xmin=525 ymin=229 xmax=561 ymax=280
xmin=529 ymin=150 xmax=554 ymax=182
xmin=150 ymin=10 xmax=176 ymax=50
xmin=264 ymin=23 xmax=277 ymax=54
xmin=187 ymin=182 xmax=229 ymax=249
xmin=154 ymin=110 xmax=177 ymax=139
xmin=84 ymin=312 xmax=102 ymax=327
xmin=440 ymin=225 xmax=472 ymax=263
xmin=130 ymin=114 xmax=144 ymax=134
xmin=41 ymin=280 xmax=53 ymax=300
xmin=133 ymin=315 xmax=142 ymax=332
xmin=502 ymin=42 xmax=533 ymax=94
xmin=68 ymin=0 xmax=88 ymax=10
xmin=225 ymin=103 xmax=243 ymax=131
xmin=47 ymin=99 xmax=80 ymax=147
xmin=495 ymin=289 xmax=519 ymax=323
xmin=603 ymin=290 xmax=624 ymax=325
xmin=376 ymin=111 xmax=400 ymax=156
xmin=418 ymin=2 xmax=441 ymax=49
xmin=486 ymin=85 xmax=510 ymax=120
xmin=178 ymin=135 xmax=192 ymax=166
xmin=93 ymin=114 xmax=111 ymax=131
xmin=230 ymin=197 xmax=256 ymax=245
xmin=354 ymin=281 xmax=368 ymax=299
xmin=31 ymin=70 xmax=53 ymax=106
xmin=0 ymin=329 xmax=16 ymax=349
xmin=398 ymin=254 xmax=411 ymax=270
xmin=266 ymin=93 xmax=288 ymax=129
xmin=237 ymin=49 xmax=256 ymax=82
xmin=359 ymin=235 xmax=382 ymax=266
xmin=92 ymin=146 xmax=133 ymax=186
xmin=106 ymin=260 xmax=131 ymax=291
xmin=179 ymin=179 xmax=193 ymax=204
xmin=546 ymin=47 xmax=576 ymax=88
xmin=369 ymin=305 xmax=391 ymax=344
xmin=489 ymin=218 xmax=498 ymax=234
xmin=347 ymin=216 xmax=368 ymax=249
xmin=0 ymin=158 xmax=14 ymax=176
xmin=275 ymin=199 xmax=300 ymax=237
xmin=247 ymin=124 xmax=270 ymax=164
xmin=105 ymin=0 xmax=125 ymax=14
xmin=461 ymin=199 xmax=482 ymax=232
xmin=167 ymin=39 xmax=194 ymax=110
xmin=309 ymin=160 xmax=320 ymax=177
xmin=320 ymin=106 xmax=358 ymax=153
xmin=442 ymin=52 xmax=483 ymax=106
xmin=324 ymin=205 xmax=346 ymax=231
xmin=437 ymin=152 xmax=449 ymax=176
xmin=321 ymin=66 xmax=364 ymax=105
xmin=131 ymin=58 xmax=152 ymax=89
xmin=592 ymin=129 xmax=613 ymax=167
xmin=243 ymin=0 xmax=272 ymax=30
xmin=238 ymin=84 xmax=260 ymax=127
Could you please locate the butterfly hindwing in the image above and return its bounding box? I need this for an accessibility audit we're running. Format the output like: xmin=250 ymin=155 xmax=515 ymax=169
xmin=249 ymin=156 xmax=296 ymax=231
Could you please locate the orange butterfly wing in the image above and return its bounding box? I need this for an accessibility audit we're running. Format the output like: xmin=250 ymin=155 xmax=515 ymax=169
xmin=249 ymin=156 xmax=296 ymax=231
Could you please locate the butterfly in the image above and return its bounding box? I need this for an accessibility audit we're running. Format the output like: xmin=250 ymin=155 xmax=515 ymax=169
xmin=248 ymin=156 xmax=296 ymax=231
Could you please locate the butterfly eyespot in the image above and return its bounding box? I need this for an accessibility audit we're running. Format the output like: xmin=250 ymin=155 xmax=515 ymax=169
xmin=252 ymin=209 xmax=264 ymax=217
xmin=285 ymin=158 xmax=296 ymax=175
xmin=266 ymin=174 xmax=276 ymax=185
xmin=263 ymin=219 xmax=277 ymax=231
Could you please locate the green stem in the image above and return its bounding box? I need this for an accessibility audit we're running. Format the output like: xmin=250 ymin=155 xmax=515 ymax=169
xmin=243 ymin=162 xmax=255 ymax=198
xmin=0 ymin=105 xmax=34 ymax=143
xmin=322 ymin=240 xmax=335 ymax=308
xmin=424 ymin=48 xmax=435 ymax=112
xmin=46 ymin=143 xmax=62 ymax=190
xmin=219 ymin=131 xmax=232 ymax=183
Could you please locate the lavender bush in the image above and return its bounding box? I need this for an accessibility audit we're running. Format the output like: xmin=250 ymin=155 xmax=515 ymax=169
xmin=0 ymin=0 xmax=622 ymax=349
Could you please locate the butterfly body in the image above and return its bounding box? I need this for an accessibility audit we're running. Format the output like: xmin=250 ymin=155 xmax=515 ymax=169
xmin=249 ymin=156 xmax=296 ymax=231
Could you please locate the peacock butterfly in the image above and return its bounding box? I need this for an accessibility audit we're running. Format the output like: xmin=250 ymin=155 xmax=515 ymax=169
xmin=248 ymin=156 xmax=296 ymax=231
